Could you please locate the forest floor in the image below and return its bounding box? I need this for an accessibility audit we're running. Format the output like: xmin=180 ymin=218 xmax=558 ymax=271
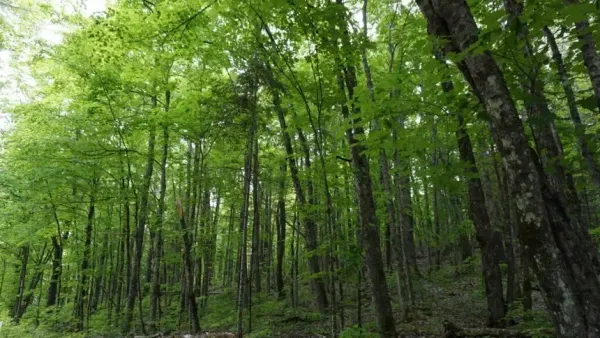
xmin=183 ymin=256 xmax=553 ymax=338
xmin=0 ymin=254 xmax=553 ymax=337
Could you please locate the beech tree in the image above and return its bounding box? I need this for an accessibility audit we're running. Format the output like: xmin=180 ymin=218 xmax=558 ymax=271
xmin=0 ymin=0 xmax=599 ymax=337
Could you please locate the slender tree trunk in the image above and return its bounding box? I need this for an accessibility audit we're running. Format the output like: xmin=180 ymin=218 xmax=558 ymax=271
xmin=543 ymin=26 xmax=600 ymax=189
xmin=237 ymin=94 xmax=257 ymax=338
xmin=263 ymin=190 xmax=272 ymax=295
xmin=276 ymin=163 xmax=286 ymax=299
xmin=493 ymin=152 xmax=520 ymax=305
xmin=430 ymin=122 xmax=442 ymax=269
xmin=440 ymin=72 xmax=506 ymax=325
xmin=75 ymin=191 xmax=96 ymax=331
xmin=266 ymin=62 xmax=328 ymax=311
xmin=335 ymin=3 xmax=396 ymax=335
xmin=504 ymin=0 xmax=585 ymax=231
xmin=91 ymin=233 xmax=108 ymax=313
xmin=251 ymin=138 xmax=261 ymax=294
xmin=566 ymin=0 xmax=600 ymax=113
xmin=0 ymin=258 xmax=5 ymax=299
xmin=359 ymin=1 xmax=412 ymax=314
xmin=151 ymin=98 xmax=170 ymax=330
xmin=11 ymin=245 xmax=29 ymax=323
xmin=202 ymin=191 xmax=219 ymax=309
xmin=124 ymin=99 xmax=157 ymax=334
xmin=177 ymin=200 xmax=201 ymax=333
xmin=391 ymin=119 xmax=419 ymax=275
xmin=47 ymin=236 xmax=62 ymax=307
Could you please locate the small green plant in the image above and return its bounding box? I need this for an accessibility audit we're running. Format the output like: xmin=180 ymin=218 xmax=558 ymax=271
xmin=339 ymin=325 xmax=379 ymax=338
xmin=505 ymin=302 xmax=553 ymax=338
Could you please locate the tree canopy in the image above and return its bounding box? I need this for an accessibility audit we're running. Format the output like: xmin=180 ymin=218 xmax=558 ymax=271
xmin=1 ymin=0 xmax=600 ymax=337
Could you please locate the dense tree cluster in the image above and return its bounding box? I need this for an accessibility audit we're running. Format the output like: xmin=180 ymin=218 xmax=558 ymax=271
xmin=0 ymin=0 xmax=600 ymax=337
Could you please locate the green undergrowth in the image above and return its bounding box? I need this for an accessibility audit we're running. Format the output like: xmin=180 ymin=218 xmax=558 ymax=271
xmin=0 ymin=257 xmax=554 ymax=337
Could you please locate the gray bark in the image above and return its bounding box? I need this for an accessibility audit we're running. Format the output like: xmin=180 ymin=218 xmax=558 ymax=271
xmin=416 ymin=0 xmax=600 ymax=335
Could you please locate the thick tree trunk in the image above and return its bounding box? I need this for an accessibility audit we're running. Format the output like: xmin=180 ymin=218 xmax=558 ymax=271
xmin=416 ymin=0 xmax=600 ymax=335
xmin=504 ymin=0 xmax=585 ymax=231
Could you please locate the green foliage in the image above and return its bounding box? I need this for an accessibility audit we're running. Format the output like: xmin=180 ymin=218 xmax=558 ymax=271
xmin=0 ymin=0 xmax=598 ymax=336
xmin=506 ymin=304 xmax=554 ymax=338
xmin=590 ymin=226 xmax=600 ymax=245
xmin=339 ymin=325 xmax=380 ymax=338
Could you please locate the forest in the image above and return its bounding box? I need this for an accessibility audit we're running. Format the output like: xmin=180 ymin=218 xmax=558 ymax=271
xmin=0 ymin=0 xmax=600 ymax=337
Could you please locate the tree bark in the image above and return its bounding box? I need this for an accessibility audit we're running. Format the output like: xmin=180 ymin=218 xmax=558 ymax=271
xmin=11 ymin=245 xmax=29 ymax=323
xmin=566 ymin=0 xmax=600 ymax=113
xmin=124 ymin=99 xmax=157 ymax=334
xmin=74 ymin=191 xmax=95 ymax=331
xmin=46 ymin=236 xmax=62 ymax=307
xmin=151 ymin=93 xmax=170 ymax=330
xmin=236 ymin=92 xmax=257 ymax=338
xmin=177 ymin=200 xmax=201 ymax=333
xmin=493 ymin=152 xmax=520 ymax=305
xmin=251 ymin=138 xmax=261 ymax=294
xmin=543 ymin=25 xmax=600 ymax=189
xmin=441 ymin=77 xmax=506 ymax=326
xmin=275 ymin=163 xmax=287 ymax=299
xmin=336 ymin=2 xmax=396 ymax=336
xmin=391 ymin=119 xmax=418 ymax=275
xmin=504 ymin=0 xmax=585 ymax=232
xmin=416 ymin=0 xmax=600 ymax=335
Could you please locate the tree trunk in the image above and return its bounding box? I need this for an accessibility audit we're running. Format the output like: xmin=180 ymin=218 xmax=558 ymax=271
xmin=440 ymin=73 xmax=506 ymax=325
xmin=493 ymin=152 xmax=520 ymax=305
xmin=251 ymin=138 xmax=261 ymax=294
xmin=335 ymin=3 xmax=396 ymax=336
xmin=504 ymin=0 xmax=585 ymax=232
xmin=416 ymin=0 xmax=600 ymax=335
xmin=236 ymin=95 xmax=257 ymax=338
xmin=151 ymin=99 xmax=170 ymax=330
xmin=201 ymin=191 xmax=219 ymax=309
xmin=266 ymin=62 xmax=328 ymax=312
xmin=276 ymin=163 xmax=286 ymax=299
xmin=543 ymin=25 xmax=600 ymax=189
xmin=75 ymin=191 xmax=95 ymax=331
xmin=11 ymin=245 xmax=29 ymax=323
xmin=177 ymin=200 xmax=201 ymax=333
xmin=47 ymin=236 xmax=62 ymax=307
xmin=124 ymin=102 xmax=156 ymax=334
xmin=566 ymin=0 xmax=600 ymax=113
